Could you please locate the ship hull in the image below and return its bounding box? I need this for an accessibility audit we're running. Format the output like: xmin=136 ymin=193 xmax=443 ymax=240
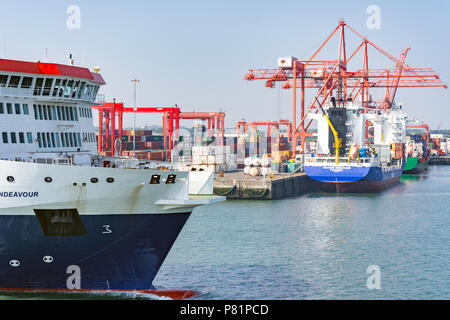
xmin=403 ymin=157 xmax=429 ymax=174
xmin=0 ymin=212 xmax=190 ymax=291
xmin=0 ymin=159 xmax=220 ymax=294
xmin=305 ymin=163 xmax=404 ymax=193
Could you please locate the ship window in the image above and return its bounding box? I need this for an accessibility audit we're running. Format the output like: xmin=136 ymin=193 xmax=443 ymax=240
xmin=0 ymin=75 xmax=8 ymax=87
xmin=10 ymin=132 xmax=17 ymax=144
xmin=74 ymin=107 xmax=78 ymax=121
xmin=106 ymin=177 xmax=114 ymax=183
xmin=69 ymin=133 xmax=74 ymax=147
xmin=44 ymin=177 xmax=52 ymax=183
xmin=69 ymin=107 xmax=74 ymax=121
xmin=42 ymin=78 xmax=53 ymax=96
xmin=42 ymin=132 xmax=47 ymax=148
xmin=64 ymin=80 xmax=73 ymax=97
xmin=51 ymin=133 xmax=56 ymax=147
xmin=2 ymin=132 xmax=8 ymax=143
xmin=58 ymin=79 xmax=66 ymax=97
xmin=150 ymin=174 xmax=161 ymax=184
xmin=90 ymin=178 xmax=98 ymax=183
xmin=7 ymin=176 xmax=14 ymax=183
xmin=78 ymin=82 xmax=86 ymax=98
xmin=166 ymin=174 xmax=176 ymax=184
xmin=19 ymin=132 xmax=25 ymax=144
xmin=37 ymin=133 xmax=42 ymax=148
xmin=46 ymin=133 xmax=51 ymax=147
xmin=77 ymin=133 xmax=81 ymax=146
xmin=57 ymin=106 xmax=61 ymax=120
xmin=34 ymin=78 xmax=44 ymax=95
xmin=38 ymin=105 xmax=43 ymax=120
xmin=61 ymin=106 xmax=66 ymax=120
xmin=23 ymin=104 xmax=29 ymax=115
xmin=43 ymin=105 xmax=48 ymax=120
xmin=34 ymin=209 xmax=87 ymax=236
xmin=61 ymin=133 xmax=65 ymax=147
xmin=8 ymin=76 xmax=20 ymax=88
xmin=14 ymin=103 xmax=21 ymax=114
xmin=55 ymin=133 xmax=61 ymax=147
xmin=51 ymin=106 xmax=56 ymax=120
xmin=0 ymin=103 xmax=3 ymax=114
xmin=6 ymin=103 xmax=12 ymax=114
xmin=65 ymin=133 xmax=70 ymax=147
xmin=52 ymin=79 xmax=61 ymax=96
xmin=21 ymin=77 xmax=32 ymax=89
xmin=48 ymin=106 xmax=53 ymax=120
xmin=72 ymin=80 xmax=80 ymax=98
xmin=33 ymin=105 xmax=37 ymax=119
xmin=27 ymin=132 xmax=32 ymax=143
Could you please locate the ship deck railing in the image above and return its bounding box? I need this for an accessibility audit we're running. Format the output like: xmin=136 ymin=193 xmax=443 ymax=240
xmin=305 ymin=156 xmax=374 ymax=166
xmin=52 ymin=158 xmax=73 ymax=165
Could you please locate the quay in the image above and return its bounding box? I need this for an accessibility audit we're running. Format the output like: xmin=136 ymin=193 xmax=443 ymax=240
xmin=430 ymin=156 xmax=450 ymax=165
xmin=213 ymin=171 xmax=320 ymax=200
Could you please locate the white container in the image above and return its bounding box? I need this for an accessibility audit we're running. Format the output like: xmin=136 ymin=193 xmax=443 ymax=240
xmin=260 ymin=167 xmax=270 ymax=176
xmin=215 ymin=154 xmax=225 ymax=164
xmin=226 ymin=154 xmax=237 ymax=164
xmin=244 ymin=166 xmax=251 ymax=175
xmin=192 ymin=155 xmax=202 ymax=165
xmin=251 ymin=157 xmax=261 ymax=167
xmin=244 ymin=157 xmax=253 ymax=166
xmin=249 ymin=167 xmax=259 ymax=176
xmin=207 ymin=155 xmax=216 ymax=164
xmin=277 ymin=56 xmax=297 ymax=69
xmin=192 ymin=146 xmax=202 ymax=156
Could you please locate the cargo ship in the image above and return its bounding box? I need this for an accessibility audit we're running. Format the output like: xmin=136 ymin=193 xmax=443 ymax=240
xmin=304 ymin=98 xmax=407 ymax=193
xmin=0 ymin=58 xmax=224 ymax=298
xmin=404 ymin=131 xmax=430 ymax=174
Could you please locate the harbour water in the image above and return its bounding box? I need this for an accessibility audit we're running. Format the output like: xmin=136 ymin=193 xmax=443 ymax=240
xmin=1 ymin=166 xmax=449 ymax=300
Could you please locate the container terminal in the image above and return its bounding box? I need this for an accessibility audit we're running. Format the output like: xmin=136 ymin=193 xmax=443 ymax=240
xmin=93 ymin=20 xmax=447 ymax=199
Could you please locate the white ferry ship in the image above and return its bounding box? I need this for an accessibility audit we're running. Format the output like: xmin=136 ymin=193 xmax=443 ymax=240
xmin=0 ymin=58 xmax=224 ymax=298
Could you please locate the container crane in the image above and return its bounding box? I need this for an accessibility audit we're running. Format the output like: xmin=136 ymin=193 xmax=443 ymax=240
xmin=244 ymin=19 xmax=447 ymax=158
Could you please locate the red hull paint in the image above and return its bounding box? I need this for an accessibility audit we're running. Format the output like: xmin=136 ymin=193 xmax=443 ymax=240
xmin=0 ymin=288 xmax=199 ymax=300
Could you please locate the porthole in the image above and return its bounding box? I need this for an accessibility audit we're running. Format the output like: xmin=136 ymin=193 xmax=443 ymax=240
xmin=44 ymin=177 xmax=52 ymax=183
xmin=106 ymin=177 xmax=114 ymax=183
xmin=6 ymin=176 xmax=14 ymax=183
xmin=90 ymin=178 xmax=99 ymax=183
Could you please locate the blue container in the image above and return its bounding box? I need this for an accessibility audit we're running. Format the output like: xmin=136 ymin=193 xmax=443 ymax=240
xmin=359 ymin=148 xmax=367 ymax=158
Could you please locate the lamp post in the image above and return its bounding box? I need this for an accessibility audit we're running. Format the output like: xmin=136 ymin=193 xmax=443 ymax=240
xmin=131 ymin=79 xmax=139 ymax=158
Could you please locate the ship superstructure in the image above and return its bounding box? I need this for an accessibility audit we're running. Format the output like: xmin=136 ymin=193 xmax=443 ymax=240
xmin=0 ymin=58 xmax=224 ymax=297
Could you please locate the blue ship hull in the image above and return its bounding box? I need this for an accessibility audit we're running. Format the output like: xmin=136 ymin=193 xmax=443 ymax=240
xmin=0 ymin=212 xmax=190 ymax=291
xmin=305 ymin=163 xmax=405 ymax=193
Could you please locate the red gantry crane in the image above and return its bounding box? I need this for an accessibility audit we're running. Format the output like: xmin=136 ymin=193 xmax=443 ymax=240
xmin=93 ymin=102 xmax=225 ymax=156
xmin=235 ymin=120 xmax=293 ymax=140
xmin=244 ymin=19 xmax=447 ymax=158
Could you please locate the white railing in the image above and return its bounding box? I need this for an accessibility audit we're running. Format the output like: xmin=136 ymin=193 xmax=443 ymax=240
xmin=305 ymin=156 xmax=374 ymax=165
xmin=52 ymin=157 xmax=73 ymax=165
xmin=114 ymin=158 xmax=140 ymax=169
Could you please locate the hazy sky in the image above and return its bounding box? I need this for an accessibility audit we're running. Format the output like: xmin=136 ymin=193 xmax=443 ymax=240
xmin=0 ymin=0 xmax=448 ymax=129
